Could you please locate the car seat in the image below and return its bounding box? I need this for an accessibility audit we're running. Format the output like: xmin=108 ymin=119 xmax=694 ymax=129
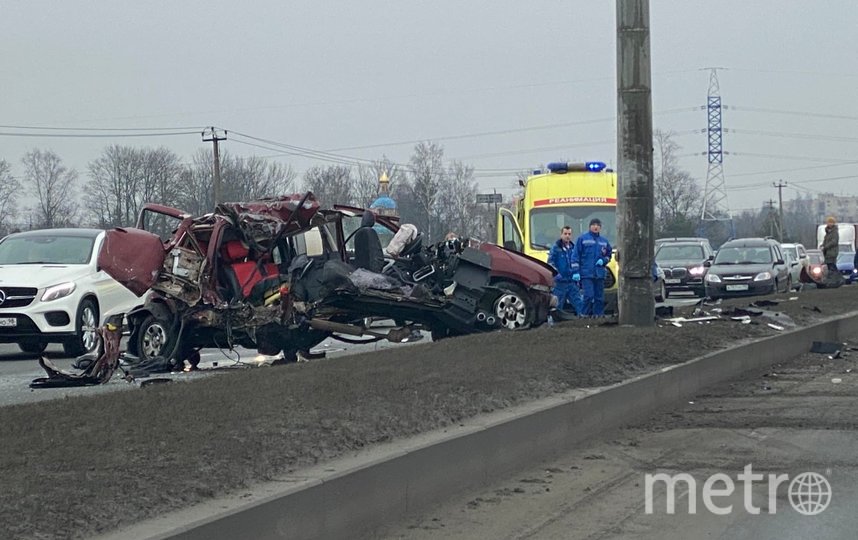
xmin=353 ymin=213 xmax=385 ymax=273
xmin=219 ymin=240 xmax=281 ymax=301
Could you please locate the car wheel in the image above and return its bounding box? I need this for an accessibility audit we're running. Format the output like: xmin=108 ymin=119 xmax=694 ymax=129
xmin=18 ymin=340 xmax=47 ymax=354
xmin=63 ymin=299 xmax=99 ymax=357
xmin=655 ymin=281 xmax=666 ymax=303
xmin=492 ymin=281 xmax=535 ymax=330
xmin=136 ymin=314 xmax=179 ymax=362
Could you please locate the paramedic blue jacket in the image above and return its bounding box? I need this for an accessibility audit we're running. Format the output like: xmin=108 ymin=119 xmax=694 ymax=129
xmin=548 ymin=239 xmax=576 ymax=282
xmin=570 ymin=231 xmax=612 ymax=279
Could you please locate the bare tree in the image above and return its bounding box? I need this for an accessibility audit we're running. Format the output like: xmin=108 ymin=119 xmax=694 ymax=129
xmin=138 ymin=147 xmax=184 ymax=209
xmin=221 ymin=155 xmax=296 ymax=201
xmin=84 ymin=145 xmax=185 ymax=228
xmin=21 ymin=149 xmax=78 ymax=228
xmin=406 ymin=142 xmax=446 ymax=241
xmin=175 ymin=149 xmax=214 ymax=216
xmin=302 ymin=165 xmax=353 ymax=206
xmin=653 ymin=130 xmax=702 ymax=236
xmin=436 ymin=160 xmax=478 ymax=237
xmin=0 ymin=160 xmax=21 ymax=235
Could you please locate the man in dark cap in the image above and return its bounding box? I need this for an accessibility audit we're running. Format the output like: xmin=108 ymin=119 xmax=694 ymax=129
xmin=570 ymin=218 xmax=613 ymax=316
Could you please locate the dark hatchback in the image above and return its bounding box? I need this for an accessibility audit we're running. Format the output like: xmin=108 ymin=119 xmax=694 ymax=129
xmin=654 ymin=240 xmax=714 ymax=297
xmin=704 ymin=238 xmax=791 ymax=298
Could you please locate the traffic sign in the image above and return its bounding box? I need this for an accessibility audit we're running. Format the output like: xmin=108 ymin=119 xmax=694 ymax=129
xmin=476 ymin=193 xmax=503 ymax=204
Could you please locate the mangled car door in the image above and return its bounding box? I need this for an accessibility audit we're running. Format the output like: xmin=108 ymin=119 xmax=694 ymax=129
xmin=98 ymin=228 xmax=166 ymax=297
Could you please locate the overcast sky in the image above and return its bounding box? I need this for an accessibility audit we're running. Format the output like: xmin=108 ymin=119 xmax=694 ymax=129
xmin=2 ymin=0 xmax=857 ymax=214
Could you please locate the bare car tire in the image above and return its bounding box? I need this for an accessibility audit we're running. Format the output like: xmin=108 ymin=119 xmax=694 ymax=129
xmin=136 ymin=315 xmax=179 ymax=362
xmin=492 ymin=281 xmax=535 ymax=330
xmin=63 ymin=299 xmax=99 ymax=357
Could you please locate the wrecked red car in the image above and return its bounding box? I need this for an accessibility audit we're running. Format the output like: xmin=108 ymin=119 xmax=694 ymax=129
xmin=94 ymin=193 xmax=555 ymax=367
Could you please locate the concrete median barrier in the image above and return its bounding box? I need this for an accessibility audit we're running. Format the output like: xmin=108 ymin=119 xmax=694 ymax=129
xmin=98 ymin=311 xmax=858 ymax=540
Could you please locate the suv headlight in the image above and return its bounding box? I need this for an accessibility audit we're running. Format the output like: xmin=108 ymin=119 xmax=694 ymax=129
xmin=41 ymin=282 xmax=76 ymax=302
xmin=754 ymin=272 xmax=772 ymax=281
xmin=689 ymin=265 xmax=705 ymax=276
xmin=706 ymin=273 xmax=721 ymax=283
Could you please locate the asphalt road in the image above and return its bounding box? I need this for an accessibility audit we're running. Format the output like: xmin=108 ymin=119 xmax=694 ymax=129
xmin=0 ymin=297 xmax=699 ymax=408
xmin=0 ymin=333 xmax=421 ymax=407
xmin=382 ymin=333 xmax=858 ymax=539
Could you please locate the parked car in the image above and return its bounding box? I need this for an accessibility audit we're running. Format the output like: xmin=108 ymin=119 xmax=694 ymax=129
xmin=780 ymin=243 xmax=809 ymax=275
xmin=837 ymin=252 xmax=857 ymax=283
xmin=782 ymin=248 xmax=803 ymax=290
xmin=654 ymin=238 xmax=715 ymax=297
xmin=704 ymin=237 xmax=791 ymax=298
xmin=800 ymin=250 xmax=826 ymax=284
xmin=0 ymin=228 xmax=142 ymax=355
xmin=98 ymin=194 xmax=556 ymax=366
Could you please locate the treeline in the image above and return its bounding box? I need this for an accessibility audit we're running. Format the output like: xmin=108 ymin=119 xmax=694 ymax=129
xmin=0 ymin=142 xmax=496 ymax=242
xmin=0 ymin=133 xmax=822 ymax=246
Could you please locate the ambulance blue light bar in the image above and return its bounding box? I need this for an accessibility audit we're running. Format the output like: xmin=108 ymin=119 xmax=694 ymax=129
xmin=546 ymin=161 xmax=607 ymax=173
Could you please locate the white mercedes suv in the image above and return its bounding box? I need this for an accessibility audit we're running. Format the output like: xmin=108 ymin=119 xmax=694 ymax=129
xmin=0 ymin=228 xmax=142 ymax=356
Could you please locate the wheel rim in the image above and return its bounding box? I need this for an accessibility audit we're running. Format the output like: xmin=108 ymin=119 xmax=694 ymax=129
xmin=142 ymin=322 xmax=168 ymax=358
xmin=494 ymin=293 xmax=528 ymax=329
xmin=81 ymin=305 xmax=98 ymax=352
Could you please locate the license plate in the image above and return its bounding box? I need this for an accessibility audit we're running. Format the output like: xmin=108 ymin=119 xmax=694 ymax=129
xmin=725 ymin=284 xmax=749 ymax=291
xmin=664 ymin=278 xmax=681 ymax=284
xmin=0 ymin=317 xmax=17 ymax=327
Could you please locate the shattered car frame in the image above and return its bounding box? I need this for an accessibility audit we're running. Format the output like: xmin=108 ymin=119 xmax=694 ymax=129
xmin=95 ymin=193 xmax=556 ymax=367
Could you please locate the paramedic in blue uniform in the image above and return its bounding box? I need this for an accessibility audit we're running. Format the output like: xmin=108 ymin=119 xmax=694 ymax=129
xmin=547 ymin=226 xmax=584 ymax=316
xmin=570 ymin=218 xmax=612 ymax=317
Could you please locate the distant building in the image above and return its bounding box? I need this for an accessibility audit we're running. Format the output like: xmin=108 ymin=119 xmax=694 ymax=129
xmin=816 ymin=193 xmax=858 ymax=223
xmin=369 ymin=170 xmax=398 ymax=218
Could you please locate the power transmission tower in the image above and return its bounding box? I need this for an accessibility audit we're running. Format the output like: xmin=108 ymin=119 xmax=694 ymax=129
xmin=202 ymin=127 xmax=227 ymax=206
xmin=698 ymin=68 xmax=732 ymax=245
xmin=773 ymin=180 xmax=787 ymax=241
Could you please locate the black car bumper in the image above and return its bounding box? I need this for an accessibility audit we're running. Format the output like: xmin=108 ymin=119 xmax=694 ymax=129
xmin=663 ymin=277 xmax=705 ymax=296
xmin=705 ymin=280 xmax=775 ymax=298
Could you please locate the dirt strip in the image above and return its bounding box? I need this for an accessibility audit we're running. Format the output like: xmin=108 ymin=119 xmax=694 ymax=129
xmin=1 ymin=286 xmax=855 ymax=539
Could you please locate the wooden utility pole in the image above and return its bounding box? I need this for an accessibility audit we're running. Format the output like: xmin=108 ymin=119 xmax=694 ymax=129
xmin=202 ymin=127 xmax=227 ymax=206
xmin=773 ymin=180 xmax=787 ymax=241
xmin=616 ymin=0 xmax=655 ymax=326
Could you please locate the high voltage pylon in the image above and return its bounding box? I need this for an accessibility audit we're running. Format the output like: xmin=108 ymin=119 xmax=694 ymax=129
xmin=697 ymin=68 xmax=734 ymax=245
xmin=700 ymin=68 xmax=729 ymax=220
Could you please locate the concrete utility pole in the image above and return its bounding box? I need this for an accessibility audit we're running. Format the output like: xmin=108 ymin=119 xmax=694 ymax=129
xmin=616 ymin=0 xmax=655 ymax=326
xmin=773 ymin=180 xmax=787 ymax=241
xmin=202 ymin=127 xmax=227 ymax=206
xmin=765 ymin=199 xmax=778 ymax=238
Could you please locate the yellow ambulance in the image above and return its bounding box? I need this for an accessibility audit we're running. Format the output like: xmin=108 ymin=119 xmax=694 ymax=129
xmin=497 ymin=161 xmax=619 ymax=290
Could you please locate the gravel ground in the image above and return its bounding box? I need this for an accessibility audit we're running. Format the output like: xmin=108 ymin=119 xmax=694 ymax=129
xmin=1 ymin=286 xmax=856 ymax=539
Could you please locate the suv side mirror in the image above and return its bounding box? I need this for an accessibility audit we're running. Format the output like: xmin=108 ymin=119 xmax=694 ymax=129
xmin=704 ymin=260 xmax=712 ymax=268
xmin=776 ymin=259 xmax=785 ymax=266
xmin=707 ymin=254 xmax=715 ymax=261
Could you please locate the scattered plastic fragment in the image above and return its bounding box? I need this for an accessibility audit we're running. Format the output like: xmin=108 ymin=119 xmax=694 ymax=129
xmin=831 ymin=378 xmax=843 ymax=384
xmin=767 ymin=323 xmax=785 ymax=331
